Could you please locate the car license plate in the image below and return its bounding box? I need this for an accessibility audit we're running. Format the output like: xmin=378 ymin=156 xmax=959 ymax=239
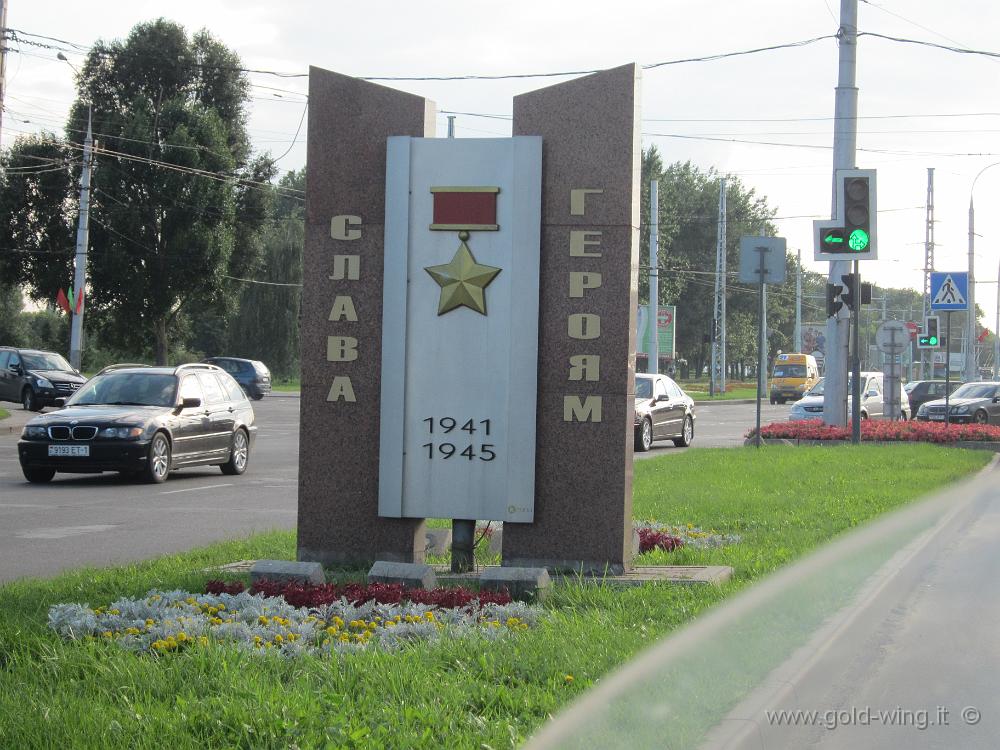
xmin=929 ymin=415 xmax=945 ymax=421
xmin=48 ymin=445 xmax=89 ymax=457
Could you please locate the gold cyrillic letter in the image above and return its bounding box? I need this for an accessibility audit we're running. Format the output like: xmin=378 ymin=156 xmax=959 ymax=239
xmin=570 ymin=188 xmax=604 ymax=216
xmin=326 ymin=377 xmax=356 ymax=402
xmin=328 ymin=296 xmax=358 ymax=322
xmin=569 ymin=230 xmax=603 ymax=258
xmin=326 ymin=336 xmax=358 ymax=362
xmin=330 ymin=215 xmax=362 ymax=241
xmin=568 ymin=314 xmax=601 ymax=340
xmin=329 ymin=255 xmax=360 ymax=281
xmin=568 ymin=355 xmax=600 ymax=382
xmin=569 ymin=271 xmax=603 ymax=298
xmin=563 ymin=395 xmax=602 ymax=422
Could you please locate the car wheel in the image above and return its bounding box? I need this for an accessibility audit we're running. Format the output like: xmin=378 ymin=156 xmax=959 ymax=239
xmin=251 ymin=392 xmax=264 ymax=401
xmin=860 ymin=411 xmax=869 ymax=420
xmin=22 ymin=388 xmax=41 ymax=412
xmin=22 ymin=465 xmax=55 ymax=483
xmin=673 ymin=415 xmax=694 ymax=448
xmin=634 ymin=419 xmax=653 ymax=452
xmin=220 ymin=429 xmax=250 ymax=475
xmin=974 ymin=410 xmax=989 ymax=424
xmin=144 ymin=433 xmax=171 ymax=483
xmin=769 ymin=398 xmax=776 ymax=405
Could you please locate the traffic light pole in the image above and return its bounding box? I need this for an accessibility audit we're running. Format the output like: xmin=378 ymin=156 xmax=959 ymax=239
xmin=851 ymin=262 xmax=861 ymax=443
xmin=945 ymin=310 xmax=952 ymax=426
xmin=824 ymin=0 xmax=859 ymax=428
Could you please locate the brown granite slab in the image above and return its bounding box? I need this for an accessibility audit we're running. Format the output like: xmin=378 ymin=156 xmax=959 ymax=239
xmin=297 ymin=67 xmax=434 ymax=567
xmin=503 ymin=63 xmax=641 ymax=574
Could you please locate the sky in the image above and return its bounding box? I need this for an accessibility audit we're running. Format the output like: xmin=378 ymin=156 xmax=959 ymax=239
xmin=4 ymin=0 xmax=1000 ymax=334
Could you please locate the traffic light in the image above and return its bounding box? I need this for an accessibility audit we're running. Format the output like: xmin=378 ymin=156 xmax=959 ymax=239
xmin=918 ymin=316 xmax=940 ymax=348
xmin=826 ymin=283 xmax=844 ymax=316
xmin=840 ymin=273 xmax=858 ymax=310
xmin=842 ymin=176 xmax=872 ymax=253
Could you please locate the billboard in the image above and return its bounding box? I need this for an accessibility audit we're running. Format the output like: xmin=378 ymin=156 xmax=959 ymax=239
xmin=637 ymin=305 xmax=676 ymax=358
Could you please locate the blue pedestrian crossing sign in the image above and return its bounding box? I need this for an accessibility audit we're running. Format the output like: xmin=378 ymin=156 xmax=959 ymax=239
xmin=930 ymin=271 xmax=969 ymax=311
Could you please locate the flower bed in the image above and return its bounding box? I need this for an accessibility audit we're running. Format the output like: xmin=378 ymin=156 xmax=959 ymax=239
xmin=207 ymin=579 xmax=513 ymax=608
xmin=635 ymin=522 xmax=741 ymax=553
xmin=747 ymin=419 xmax=1000 ymax=444
xmin=48 ymin=588 xmax=540 ymax=658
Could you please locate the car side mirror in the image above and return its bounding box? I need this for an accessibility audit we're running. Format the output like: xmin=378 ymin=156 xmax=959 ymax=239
xmin=53 ymin=397 xmax=66 ymax=407
xmin=8 ymin=364 xmax=18 ymax=374
xmin=993 ymin=396 xmax=1000 ymax=404
xmin=656 ymin=394 xmax=670 ymax=402
xmin=181 ymin=397 xmax=202 ymax=409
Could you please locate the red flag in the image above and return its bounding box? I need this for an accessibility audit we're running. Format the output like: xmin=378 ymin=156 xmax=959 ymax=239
xmin=56 ymin=288 xmax=71 ymax=314
xmin=978 ymin=328 xmax=989 ymax=343
xmin=74 ymin=288 xmax=84 ymax=315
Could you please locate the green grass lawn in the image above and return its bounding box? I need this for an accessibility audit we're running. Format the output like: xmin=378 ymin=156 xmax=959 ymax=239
xmin=0 ymin=407 xmax=9 ymax=420
xmin=0 ymin=445 xmax=988 ymax=749
xmin=270 ymin=378 xmax=300 ymax=392
xmin=677 ymin=379 xmax=758 ymax=401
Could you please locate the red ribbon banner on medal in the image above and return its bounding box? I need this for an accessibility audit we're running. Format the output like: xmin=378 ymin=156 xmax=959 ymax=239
xmin=430 ymin=187 xmax=499 ymax=231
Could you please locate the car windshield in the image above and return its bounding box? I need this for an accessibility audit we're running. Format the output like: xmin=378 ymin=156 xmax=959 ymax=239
xmin=22 ymin=352 xmax=73 ymax=371
xmin=68 ymin=372 xmax=178 ymax=407
xmin=773 ymin=364 xmax=806 ymax=378
xmin=635 ymin=377 xmax=653 ymax=399
xmin=952 ymin=383 xmax=997 ymax=400
xmin=904 ymin=381 xmax=918 ymax=393
xmin=805 ymin=378 xmax=825 ymax=396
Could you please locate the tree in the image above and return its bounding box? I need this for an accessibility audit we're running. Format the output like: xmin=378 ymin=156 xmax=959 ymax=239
xmin=0 ymin=135 xmax=75 ymax=303
xmin=223 ymin=169 xmax=304 ymax=378
xmin=640 ymin=146 xmax=778 ymax=377
xmin=65 ymin=19 xmax=273 ymax=364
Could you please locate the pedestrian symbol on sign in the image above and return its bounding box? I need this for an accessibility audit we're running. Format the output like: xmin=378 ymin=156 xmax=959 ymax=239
xmin=931 ymin=274 xmax=965 ymax=306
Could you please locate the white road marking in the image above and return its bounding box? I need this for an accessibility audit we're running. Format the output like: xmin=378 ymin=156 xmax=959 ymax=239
xmin=160 ymin=483 xmax=234 ymax=495
xmin=17 ymin=524 xmax=119 ymax=539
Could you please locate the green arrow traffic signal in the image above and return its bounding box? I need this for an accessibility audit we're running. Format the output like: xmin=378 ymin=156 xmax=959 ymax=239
xmin=848 ymin=229 xmax=870 ymax=251
xmin=824 ymin=232 xmax=843 ymax=244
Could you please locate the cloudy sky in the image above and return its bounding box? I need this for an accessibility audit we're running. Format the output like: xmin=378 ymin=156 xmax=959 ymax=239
xmin=5 ymin=0 xmax=1000 ymax=332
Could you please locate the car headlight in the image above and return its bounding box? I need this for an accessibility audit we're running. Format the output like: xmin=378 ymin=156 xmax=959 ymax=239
xmin=34 ymin=377 xmax=53 ymax=389
xmin=22 ymin=425 xmax=48 ymax=439
xmin=951 ymin=405 xmax=969 ymax=415
xmin=917 ymin=404 xmax=927 ymax=415
xmin=98 ymin=426 xmax=143 ymax=439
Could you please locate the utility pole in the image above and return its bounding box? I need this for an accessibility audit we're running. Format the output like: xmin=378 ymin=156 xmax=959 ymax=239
xmin=795 ymin=248 xmax=802 ymax=352
xmin=69 ymin=110 xmax=93 ymax=370
xmin=922 ymin=168 xmax=935 ymax=380
xmin=648 ymin=180 xmax=659 ymax=375
xmin=711 ymin=177 xmax=727 ymax=394
xmin=995 ymin=260 xmax=999 ymax=380
xmin=446 ymin=115 xmax=456 ymax=138
xmin=0 ymin=0 xmax=7 ymax=143
xmin=967 ymin=194 xmax=978 ymax=382
xmin=823 ymin=0 xmax=858 ymax=427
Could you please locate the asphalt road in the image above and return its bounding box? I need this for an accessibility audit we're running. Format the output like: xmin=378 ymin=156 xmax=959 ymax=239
xmin=0 ymin=395 xmax=789 ymax=582
xmin=0 ymin=396 xmax=301 ymax=583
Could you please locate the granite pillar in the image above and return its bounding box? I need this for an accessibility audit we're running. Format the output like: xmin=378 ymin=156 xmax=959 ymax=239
xmin=297 ymin=67 xmax=435 ymax=566
xmin=503 ymin=64 xmax=641 ymax=574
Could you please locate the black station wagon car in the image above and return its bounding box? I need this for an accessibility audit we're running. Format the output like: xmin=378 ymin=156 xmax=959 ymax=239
xmin=18 ymin=363 xmax=256 ymax=484
xmin=0 ymin=347 xmax=87 ymax=411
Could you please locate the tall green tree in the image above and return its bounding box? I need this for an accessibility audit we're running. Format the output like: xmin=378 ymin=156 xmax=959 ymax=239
xmin=223 ymin=169 xmax=304 ymax=378
xmin=0 ymin=135 xmax=75 ymax=302
xmin=65 ymin=18 xmax=273 ymax=364
xmin=640 ymin=146 xmax=778 ymax=377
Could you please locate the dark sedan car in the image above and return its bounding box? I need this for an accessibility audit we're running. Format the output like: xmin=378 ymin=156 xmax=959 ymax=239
xmin=916 ymin=381 xmax=1000 ymax=424
xmin=202 ymin=357 xmax=272 ymax=400
xmin=0 ymin=347 xmax=87 ymax=411
xmin=633 ymin=374 xmax=696 ymax=451
xmin=18 ymin=363 xmax=256 ymax=484
xmin=904 ymin=379 xmax=962 ymax=413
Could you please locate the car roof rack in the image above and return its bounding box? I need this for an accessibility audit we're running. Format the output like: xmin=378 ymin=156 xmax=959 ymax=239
xmin=173 ymin=363 xmax=222 ymax=374
xmin=95 ymin=363 xmax=152 ymax=376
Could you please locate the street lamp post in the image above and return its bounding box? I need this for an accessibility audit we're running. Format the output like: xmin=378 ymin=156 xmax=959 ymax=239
xmin=57 ymin=52 xmax=93 ymax=370
xmin=968 ymin=161 xmax=1000 ymax=383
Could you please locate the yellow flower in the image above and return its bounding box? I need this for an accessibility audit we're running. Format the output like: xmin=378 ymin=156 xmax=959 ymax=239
xmin=101 ymin=631 xmax=113 ymax=638
xmin=258 ymin=615 xmax=269 ymax=625
xmin=332 ymin=616 xmax=345 ymax=628
xmin=338 ymin=634 xmax=350 ymax=643
xmin=125 ymin=627 xmax=140 ymax=636
xmin=210 ymin=617 xmax=223 ymax=626
xmin=274 ymin=634 xmax=284 ymax=644
xmin=424 ymin=612 xmax=436 ymax=622
xmin=108 ymin=609 xmax=120 ymax=615
xmin=564 ymin=674 xmax=574 ymax=683
xmin=325 ymin=626 xmax=339 ymax=635
xmin=145 ymin=618 xmax=155 ymax=626
xmin=198 ymin=636 xmax=209 ymax=646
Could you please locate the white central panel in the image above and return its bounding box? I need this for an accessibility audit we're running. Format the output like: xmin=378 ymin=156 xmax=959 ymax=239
xmin=379 ymin=136 xmax=542 ymax=521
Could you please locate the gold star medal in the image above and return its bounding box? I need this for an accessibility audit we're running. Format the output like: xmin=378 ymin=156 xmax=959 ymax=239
xmin=424 ymin=240 xmax=501 ymax=316
xmin=425 ymin=186 xmax=502 ymax=316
